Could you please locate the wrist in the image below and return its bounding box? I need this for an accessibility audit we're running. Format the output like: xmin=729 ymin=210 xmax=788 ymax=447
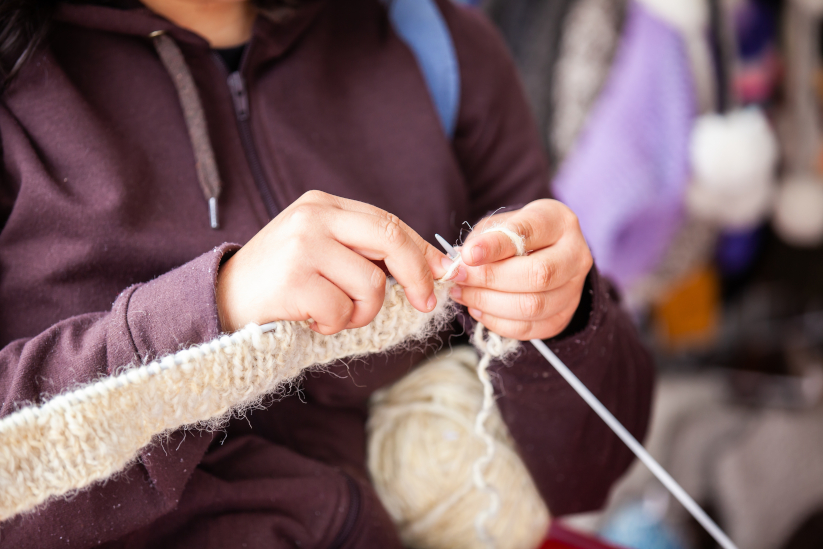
xmin=216 ymin=252 xmax=242 ymax=333
xmin=546 ymin=269 xmax=595 ymax=342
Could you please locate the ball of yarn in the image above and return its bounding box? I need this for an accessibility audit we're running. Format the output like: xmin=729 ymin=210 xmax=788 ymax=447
xmin=687 ymin=109 xmax=778 ymax=229
xmin=367 ymin=346 xmax=550 ymax=549
xmin=773 ymin=175 xmax=823 ymax=247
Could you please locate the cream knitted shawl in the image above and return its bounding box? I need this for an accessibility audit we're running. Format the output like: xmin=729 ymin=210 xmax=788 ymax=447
xmin=0 ymin=281 xmax=457 ymax=521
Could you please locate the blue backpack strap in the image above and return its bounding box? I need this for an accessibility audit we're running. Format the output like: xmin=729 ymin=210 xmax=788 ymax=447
xmin=384 ymin=0 xmax=461 ymax=138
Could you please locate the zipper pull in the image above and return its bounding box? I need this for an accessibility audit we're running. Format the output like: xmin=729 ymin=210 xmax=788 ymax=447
xmin=227 ymin=72 xmax=249 ymax=122
xmin=209 ymin=197 xmax=219 ymax=229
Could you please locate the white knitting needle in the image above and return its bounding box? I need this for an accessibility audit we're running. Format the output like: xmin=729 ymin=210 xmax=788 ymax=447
xmin=529 ymin=340 xmax=737 ymax=549
xmin=436 ymin=234 xmax=459 ymax=259
xmin=434 ymin=237 xmax=738 ymax=549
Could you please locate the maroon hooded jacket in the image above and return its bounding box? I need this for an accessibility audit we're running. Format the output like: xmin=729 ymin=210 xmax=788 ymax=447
xmin=0 ymin=1 xmax=654 ymax=547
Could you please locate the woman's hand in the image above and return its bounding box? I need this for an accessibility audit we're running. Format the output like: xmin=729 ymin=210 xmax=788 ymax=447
xmin=448 ymin=199 xmax=593 ymax=341
xmin=217 ymin=191 xmax=447 ymax=334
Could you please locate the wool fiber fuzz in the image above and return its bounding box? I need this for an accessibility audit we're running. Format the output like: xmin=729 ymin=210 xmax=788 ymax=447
xmin=0 ymin=281 xmax=455 ymax=522
xmin=367 ymin=346 xmax=549 ymax=549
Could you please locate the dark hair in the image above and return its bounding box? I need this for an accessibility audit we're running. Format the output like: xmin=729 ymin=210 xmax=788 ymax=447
xmin=0 ymin=0 xmax=303 ymax=91
xmin=0 ymin=0 xmax=60 ymax=88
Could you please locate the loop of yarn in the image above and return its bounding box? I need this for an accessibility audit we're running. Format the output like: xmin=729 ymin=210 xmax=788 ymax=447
xmin=482 ymin=226 xmax=527 ymax=256
xmin=0 ymin=281 xmax=455 ymax=521
xmin=367 ymin=346 xmax=550 ymax=549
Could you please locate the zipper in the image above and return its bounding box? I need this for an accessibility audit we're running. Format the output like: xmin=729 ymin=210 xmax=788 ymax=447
xmin=215 ymin=52 xmax=280 ymax=219
xmin=328 ymin=472 xmax=361 ymax=549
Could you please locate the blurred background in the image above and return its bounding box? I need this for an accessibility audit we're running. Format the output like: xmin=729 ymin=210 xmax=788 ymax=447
xmin=468 ymin=0 xmax=823 ymax=547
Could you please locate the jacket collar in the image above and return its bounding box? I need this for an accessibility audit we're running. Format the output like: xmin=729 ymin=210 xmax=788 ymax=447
xmin=54 ymin=1 xmax=328 ymax=66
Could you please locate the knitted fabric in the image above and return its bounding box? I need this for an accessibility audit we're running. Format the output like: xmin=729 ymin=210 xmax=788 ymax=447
xmin=552 ymin=0 xmax=695 ymax=289
xmin=0 ymin=281 xmax=456 ymax=521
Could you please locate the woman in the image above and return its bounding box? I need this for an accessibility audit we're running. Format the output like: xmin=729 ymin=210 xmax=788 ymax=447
xmin=0 ymin=0 xmax=653 ymax=547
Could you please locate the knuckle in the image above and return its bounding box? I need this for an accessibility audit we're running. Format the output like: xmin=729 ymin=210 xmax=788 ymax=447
xmin=368 ymin=266 xmax=388 ymax=291
xmin=379 ymin=214 xmax=405 ymax=247
xmin=509 ymin=320 xmax=532 ymax=340
xmin=530 ymin=260 xmax=553 ymax=290
xmin=288 ymin=203 xmax=319 ymax=227
xmin=480 ymin=266 xmax=496 ymax=288
xmin=510 ymin=220 xmax=533 ymax=244
xmin=582 ymin=249 xmax=594 ymax=272
xmin=547 ymin=314 xmax=572 ymax=338
xmin=518 ymin=293 xmax=544 ymax=320
xmin=562 ymin=205 xmax=581 ymax=234
xmin=300 ymin=189 xmax=329 ymax=203
xmin=470 ymin=288 xmax=486 ymax=310
xmin=412 ymin=265 xmax=432 ymax=288
xmin=564 ymin=206 xmax=580 ymax=227
xmin=332 ymin=300 xmax=355 ymax=328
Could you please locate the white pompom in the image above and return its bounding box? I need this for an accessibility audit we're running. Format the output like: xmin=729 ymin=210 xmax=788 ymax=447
xmin=691 ymin=109 xmax=778 ymax=195
xmin=687 ymin=109 xmax=778 ymax=229
xmin=773 ymin=176 xmax=823 ymax=247
xmin=636 ymin=0 xmax=709 ymax=34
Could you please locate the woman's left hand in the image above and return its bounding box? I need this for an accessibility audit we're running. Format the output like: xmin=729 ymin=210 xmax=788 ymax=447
xmin=447 ymin=199 xmax=593 ymax=341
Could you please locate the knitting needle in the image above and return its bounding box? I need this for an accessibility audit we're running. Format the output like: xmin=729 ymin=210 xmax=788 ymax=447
xmin=435 ymin=234 xmax=459 ymax=259
xmin=529 ymin=340 xmax=737 ymax=549
xmin=434 ymin=237 xmax=738 ymax=549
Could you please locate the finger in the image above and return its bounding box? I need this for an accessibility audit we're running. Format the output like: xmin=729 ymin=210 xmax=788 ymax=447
xmin=450 ymin=284 xmax=580 ymax=322
xmin=309 ymin=192 xmax=450 ymax=279
xmin=462 ymin=200 xmax=571 ymax=266
xmin=297 ymin=274 xmax=356 ymax=335
xmin=322 ymin=209 xmax=438 ymax=313
xmin=313 ymin=244 xmax=387 ymax=329
xmin=457 ymin=243 xmax=587 ymax=292
xmin=465 ymin=308 xmax=575 ymax=341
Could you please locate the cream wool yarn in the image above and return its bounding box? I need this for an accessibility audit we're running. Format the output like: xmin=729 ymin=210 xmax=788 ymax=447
xmin=0 ymin=280 xmax=455 ymax=522
xmin=367 ymin=346 xmax=549 ymax=549
xmin=368 ymin=226 xmax=535 ymax=549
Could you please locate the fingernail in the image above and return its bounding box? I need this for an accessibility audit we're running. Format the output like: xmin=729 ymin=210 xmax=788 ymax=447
xmin=441 ymin=256 xmax=455 ymax=270
xmin=468 ymin=307 xmax=482 ymax=319
xmin=453 ymin=266 xmax=467 ymax=283
xmin=450 ymin=285 xmax=462 ymax=299
xmin=426 ymin=293 xmax=437 ymax=311
xmin=471 ymin=245 xmax=485 ymax=264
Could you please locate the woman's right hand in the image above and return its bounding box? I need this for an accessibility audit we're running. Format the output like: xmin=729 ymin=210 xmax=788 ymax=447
xmin=216 ymin=191 xmax=448 ymax=334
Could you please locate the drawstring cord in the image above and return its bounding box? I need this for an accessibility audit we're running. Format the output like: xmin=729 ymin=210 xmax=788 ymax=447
xmin=150 ymin=31 xmax=222 ymax=229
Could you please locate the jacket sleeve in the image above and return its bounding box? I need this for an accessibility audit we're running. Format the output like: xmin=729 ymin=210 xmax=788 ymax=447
xmin=0 ymin=240 xmax=239 ymax=548
xmin=440 ymin=0 xmax=655 ymax=515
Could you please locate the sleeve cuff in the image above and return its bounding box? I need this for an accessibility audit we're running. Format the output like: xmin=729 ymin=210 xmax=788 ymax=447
xmin=540 ymin=265 xmax=614 ymax=362
xmin=121 ymin=243 xmax=240 ymax=364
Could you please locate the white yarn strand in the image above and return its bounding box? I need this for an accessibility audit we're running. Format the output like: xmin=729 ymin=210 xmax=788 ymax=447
xmin=483 ymin=226 xmax=527 ymax=256
xmin=448 ymin=225 xmax=527 ymax=548
xmin=470 ymin=325 xmax=520 ymax=548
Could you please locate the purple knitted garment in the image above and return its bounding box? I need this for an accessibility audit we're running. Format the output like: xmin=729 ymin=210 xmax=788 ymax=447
xmin=553 ymin=1 xmax=695 ymax=289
